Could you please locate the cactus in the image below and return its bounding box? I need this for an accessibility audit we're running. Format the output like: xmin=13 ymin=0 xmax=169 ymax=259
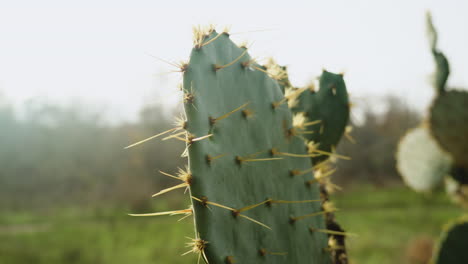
xmin=262 ymin=59 xmax=351 ymax=264
xmin=429 ymin=90 xmax=468 ymax=168
xmin=126 ymin=27 xmax=357 ymax=264
xmin=396 ymin=12 xmax=468 ymax=264
xmin=433 ymin=216 xmax=468 ymax=264
xmin=426 ymin=12 xmax=450 ymax=94
xmin=181 ymin=29 xmax=336 ymax=264
xmin=290 ymin=71 xmax=350 ymax=165
xmin=397 ymin=13 xmax=468 ymax=192
xmin=396 ymin=126 xmax=452 ymax=192
xmin=425 ymin=12 xmax=468 ymax=169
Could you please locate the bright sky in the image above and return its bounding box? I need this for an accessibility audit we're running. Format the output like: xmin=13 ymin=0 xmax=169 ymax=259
xmin=0 ymin=0 xmax=467 ymax=121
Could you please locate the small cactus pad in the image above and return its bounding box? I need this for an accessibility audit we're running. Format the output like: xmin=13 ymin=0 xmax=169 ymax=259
xmin=429 ymin=90 xmax=468 ymax=167
xmin=396 ymin=126 xmax=452 ymax=192
xmin=433 ymin=216 xmax=468 ymax=264
xmin=427 ymin=12 xmax=450 ymax=94
xmin=291 ymin=71 xmax=350 ymax=164
xmin=183 ymin=31 xmax=331 ymax=263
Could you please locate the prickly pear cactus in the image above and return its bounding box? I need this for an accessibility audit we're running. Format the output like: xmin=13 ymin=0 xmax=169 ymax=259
xmin=433 ymin=216 xmax=468 ymax=264
xmin=257 ymin=60 xmax=351 ymax=263
xmin=180 ymin=29 xmax=333 ymax=263
xmin=429 ymin=91 xmax=468 ymax=168
xmin=396 ymin=126 xmax=452 ymax=192
xmin=290 ymin=71 xmax=350 ymax=165
xmin=426 ymin=12 xmax=450 ymax=94
xmin=396 ymin=13 xmax=468 ymax=264
xmin=425 ymin=12 xmax=468 ymax=169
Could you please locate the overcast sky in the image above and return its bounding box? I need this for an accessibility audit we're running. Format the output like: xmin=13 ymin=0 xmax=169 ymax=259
xmin=0 ymin=0 xmax=466 ymax=121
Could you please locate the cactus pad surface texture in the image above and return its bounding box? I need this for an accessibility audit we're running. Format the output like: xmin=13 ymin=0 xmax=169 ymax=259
xmin=182 ymin=30 xmax=332 ymax=264
xmin=429 ymin=90 xmax=468 ymax=168
xmin=291 ymin=71 xmax=350 ymax=164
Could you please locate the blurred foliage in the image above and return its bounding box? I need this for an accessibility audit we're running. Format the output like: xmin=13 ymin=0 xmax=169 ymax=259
xmin=0 ymin=94 xmax=420 ymax=213
xmin=336 ymin=95 xmax=421 ymax=185
xmin=0 ymin=95 xmax=186 ymax=212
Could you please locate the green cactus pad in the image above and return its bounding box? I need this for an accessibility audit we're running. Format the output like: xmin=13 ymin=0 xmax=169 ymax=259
xmin=291 ymin=71 xmax=350 ymax=164
xmin=429 ymin=90 xmax=468 ymax=167
xmin=433 ymin=216 xmax=468 ymax=264
xmin=426 ymin=12 xmax=450 ymax=94
xmin=182 ymin=31 xmax=331 ymax=263
xmin=396 ymin=126 xmax=452 ymax=192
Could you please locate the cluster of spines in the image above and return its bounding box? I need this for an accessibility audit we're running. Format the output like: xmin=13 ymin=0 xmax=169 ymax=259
xmin=263 ymin=59 xmax=351 ymax=263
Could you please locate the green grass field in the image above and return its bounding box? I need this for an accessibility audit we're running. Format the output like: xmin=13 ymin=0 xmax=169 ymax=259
xmin=0 ymin=185 xmax=461 ymax=264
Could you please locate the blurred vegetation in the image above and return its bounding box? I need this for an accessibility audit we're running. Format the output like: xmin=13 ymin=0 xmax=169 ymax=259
xmin=336 ymin=95 xmax=421 ymax=184
xmin=3 ymin=93 xmax=459 ymax=264
xmin=0 ymin=95 xmax=187 ymax=213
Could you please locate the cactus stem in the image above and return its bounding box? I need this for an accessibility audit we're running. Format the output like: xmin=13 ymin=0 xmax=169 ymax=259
xmin=214 ymin=49 xmax=248 ymax=71
xmin=128 ymin=208 xmax=192 ymax=217
xmin=309 ymin=227 xmax=356 ymax=237
xmin=210 ymin=102 xmax=249 ymax=125
xmin=124 ymin=127 xmax=180 ymax=149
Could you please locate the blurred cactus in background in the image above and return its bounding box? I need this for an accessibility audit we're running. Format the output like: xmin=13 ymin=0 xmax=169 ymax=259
xmin=396 ymin=12 xmax=468 ymax=264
